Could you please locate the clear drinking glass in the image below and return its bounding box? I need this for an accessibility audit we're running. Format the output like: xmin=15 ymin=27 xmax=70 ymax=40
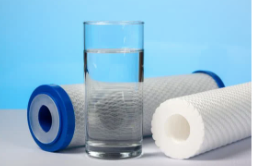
xmin=84 ymin=21 xmax=144 ymax=159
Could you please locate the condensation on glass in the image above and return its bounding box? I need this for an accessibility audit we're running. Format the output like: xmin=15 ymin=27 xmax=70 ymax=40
xmin=84 ymin=21 xmax=144 ymax=159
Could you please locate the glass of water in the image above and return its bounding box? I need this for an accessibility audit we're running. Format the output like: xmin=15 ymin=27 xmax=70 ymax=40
xmin=84 ymin=21 xmax=144 ymax=159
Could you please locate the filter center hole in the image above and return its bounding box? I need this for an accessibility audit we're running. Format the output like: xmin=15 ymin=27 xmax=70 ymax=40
xmin=164 ymin=114 xmax=190 ymax=142
xmin=38 ymin=105 xmax=52 ymax=132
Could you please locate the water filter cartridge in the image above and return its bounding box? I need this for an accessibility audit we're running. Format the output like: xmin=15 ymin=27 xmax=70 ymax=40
xmin=27 ymin=71 xmax=224 ymax=151
xmin=151 ymin=82 xmax=251 ymax=159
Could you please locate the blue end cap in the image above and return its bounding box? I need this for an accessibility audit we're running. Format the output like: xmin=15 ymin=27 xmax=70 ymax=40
xmin=27 ymin=84 xmax=75 ymax=152
xmin=193 ymin=70 xmax=225 ymax=88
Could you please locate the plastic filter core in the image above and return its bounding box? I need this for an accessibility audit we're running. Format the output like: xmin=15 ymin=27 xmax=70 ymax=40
xmin=164 ymin=114 xmax=190 ymax=143
xmin=38 ymin=105 xmax=52 ymax=132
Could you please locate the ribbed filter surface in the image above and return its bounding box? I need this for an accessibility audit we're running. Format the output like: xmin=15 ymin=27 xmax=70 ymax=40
xmin=151 ymin=82 xmax=251 ymax=159
xmin=61 ymin=84 xmax=86 ymax=148
xmin=60 ymin=73 xmax=219 ymax=148
xmin=86 ymin=82 xmax=143 ymax=141
xmin=143 ymin=73 xmax=219 ymax=135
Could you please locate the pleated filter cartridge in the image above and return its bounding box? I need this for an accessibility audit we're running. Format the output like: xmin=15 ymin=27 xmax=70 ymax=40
xmin=151 ymin=82 xmax=251 ymax=159
xmin=27 ymin=71 xmax=224 ymax=152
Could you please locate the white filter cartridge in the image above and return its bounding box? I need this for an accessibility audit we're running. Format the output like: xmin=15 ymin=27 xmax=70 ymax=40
xmin=27 ymin=71 xmax=223 ymax=151
xmin=151 ymin=82 xmax=251 ymax=159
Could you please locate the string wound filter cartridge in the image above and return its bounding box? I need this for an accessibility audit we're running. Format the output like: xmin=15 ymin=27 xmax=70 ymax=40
xmin=27 ymin=71 xmax=224 ymax=152
xmin=151 ymin=82 xmax=251 ymax=159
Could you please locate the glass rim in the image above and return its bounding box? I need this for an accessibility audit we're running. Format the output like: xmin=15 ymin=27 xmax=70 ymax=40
xmin=84 ymin=21 xmax=144 ymax=25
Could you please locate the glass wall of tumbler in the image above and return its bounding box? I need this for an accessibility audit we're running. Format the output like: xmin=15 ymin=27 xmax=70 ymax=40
xmin=83 ymin=21 xmax=144 ymax=159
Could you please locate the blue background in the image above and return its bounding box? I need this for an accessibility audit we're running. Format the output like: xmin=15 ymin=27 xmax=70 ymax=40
xmin=0 ymin=0 xmax=251 ymax=109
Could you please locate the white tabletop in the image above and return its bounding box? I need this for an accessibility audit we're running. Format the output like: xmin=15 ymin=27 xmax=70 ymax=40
xmin=0 ymin=110 xmax=251 ymax=166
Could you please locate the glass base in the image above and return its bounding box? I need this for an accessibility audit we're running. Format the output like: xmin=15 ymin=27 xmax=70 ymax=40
xmin=85 ymin=144 xmax=142 ymax=159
